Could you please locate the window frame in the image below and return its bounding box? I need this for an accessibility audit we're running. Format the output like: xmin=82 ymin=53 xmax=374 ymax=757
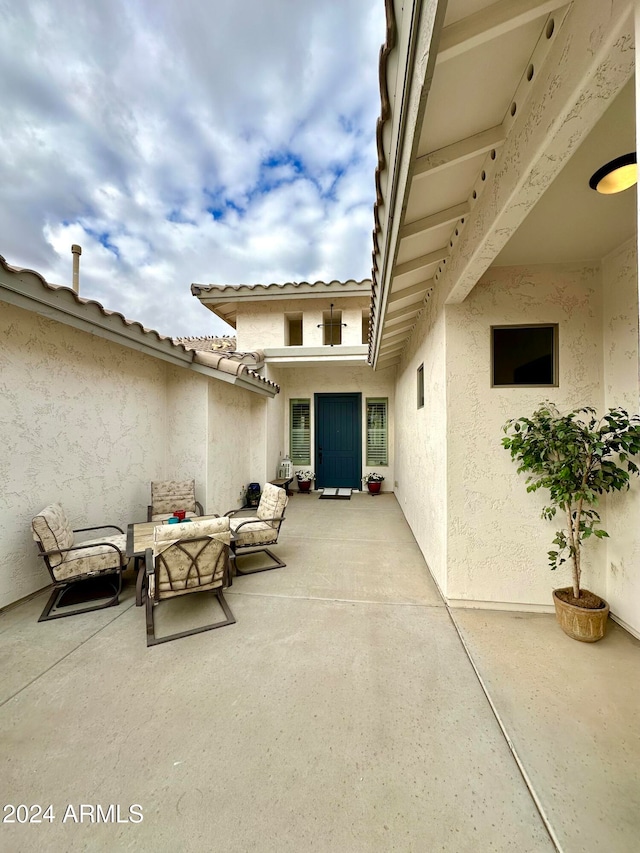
xmin=417 ymin=364 xmax=424 ymax=409
xmin=366 ymin=397 xmax=389 ymax=467
xmin=490 ymin=323 xmax=559 ymax=388
xmin=289 ymin=398 xmax=311 ymax=465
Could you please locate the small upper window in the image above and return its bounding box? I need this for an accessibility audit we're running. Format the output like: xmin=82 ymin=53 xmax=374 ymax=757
xmin=492 ymin=325 xmax=558 ymax=386
xmin=362 ymin=313 xmax=369 ymax=345
xmin=323 ymin=309 xmax=342 ymax=346
xmin=286 ymin=314 xmax=303 ymax=346
xmin=417 ymin=364 xmax=424 ymax=409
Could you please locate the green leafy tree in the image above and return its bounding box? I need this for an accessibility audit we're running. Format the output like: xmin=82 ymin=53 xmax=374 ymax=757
xmin=502 ymin=403 xmax=640 ymax=599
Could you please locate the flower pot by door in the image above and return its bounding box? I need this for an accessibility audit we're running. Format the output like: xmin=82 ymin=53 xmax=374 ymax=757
xmin=552 ymin=588 xmax=609 ymax=642
xmin=298 ymin=480 xmax=312 ymax=492
xmin=367 ymin=482 xmax=381 ymax=495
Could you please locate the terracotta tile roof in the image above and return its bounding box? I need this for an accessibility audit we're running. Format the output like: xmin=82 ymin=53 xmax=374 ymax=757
xmin=191 ymin=278 xmax=371 ymax=296
xmin=174 ymin=335 xmax=237 ymax=352
xmin=0 ymin=255 xmax=279 ymax=393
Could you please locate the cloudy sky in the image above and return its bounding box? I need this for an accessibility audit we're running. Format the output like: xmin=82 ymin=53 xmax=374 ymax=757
xmin=1 ymin=0 xmax=385 ymax=337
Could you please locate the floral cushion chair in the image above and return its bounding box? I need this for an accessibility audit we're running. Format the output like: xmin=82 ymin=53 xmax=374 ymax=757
xmin=147 ymin=478 xmax=204 ymax=522
xmin=31 ymin=503 xmax=128 ymax=622
xmin=224 ymin=482 xmax=289 ymax=578
xmin=144 ymin=516 xmax=235 ymax=646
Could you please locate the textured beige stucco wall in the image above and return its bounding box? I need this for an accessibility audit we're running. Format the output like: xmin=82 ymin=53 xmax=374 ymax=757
xmin=602 ymin=238 xmax=640 ymax=634
xmin=269 ymin=362 xmax=395 ymax=489
xmin=166 ymin=367 xmax=208 ymax=509
xmin=393 ymin=287 xmax=448 ymax=591
xmin=235 ymin=297 xmax=369 ymax=351
xmin=446 ymin=264 xmax=605 ymax=607
xmin=0 ymin=301 xmax=276 ymax=608
xmin=206 ymin=379 xmax=256 ymax=512
xmin=0 ymin=301 xmax=167 ymax=608
xmin=264 ymin=366 xmax=286 ymax=483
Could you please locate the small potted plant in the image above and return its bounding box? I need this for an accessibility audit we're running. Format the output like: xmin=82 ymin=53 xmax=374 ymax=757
xmin=363 ymin=472 xmax=385 ymax=495
xmin=296 ymin=470 xmax=315 ymax=492
xmin=502 ymin=403 xmax=640 ymax=641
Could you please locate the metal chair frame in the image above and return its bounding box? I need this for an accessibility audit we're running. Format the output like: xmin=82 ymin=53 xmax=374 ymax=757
xmin=224 ymin=509 xmax=287 ymax=577
xmin=144 ymin=536 xmax=235 ymax=647
xmin=35 ymin=524 xmax=126 ymax=622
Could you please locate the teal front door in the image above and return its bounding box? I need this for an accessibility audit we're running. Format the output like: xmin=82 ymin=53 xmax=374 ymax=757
xmin=315 ymin=393 xmax=361 ymax=489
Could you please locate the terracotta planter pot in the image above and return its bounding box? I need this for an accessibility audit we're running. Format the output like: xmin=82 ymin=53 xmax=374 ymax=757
xmin=367 ymin=481 xmax=382 ymax=495
xmin=298 ymin=480 xmax=312 ymax=492
xmin=553 ymin=587 xmax=610 ymax=642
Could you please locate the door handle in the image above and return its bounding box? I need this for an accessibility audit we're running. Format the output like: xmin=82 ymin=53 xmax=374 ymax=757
xmin=318 ymin=446 xmax=323 ymax=464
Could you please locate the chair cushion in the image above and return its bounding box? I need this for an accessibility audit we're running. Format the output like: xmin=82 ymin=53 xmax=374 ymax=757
xmin=256 ymin=482 xmax=288 ymax=523
xmin=151 ymin=479 xmax=197 ymax=515
xmin=154 ymin=516 xmax=230 ymax=547
xmin=151 ymin=517 xmax=230 ymax=599
xmin=230 ymin=517 xmax=278 ymax=546
xmin=150 ymin=511 xmax=199 ymax=522
xmin=32 ymin=503 xmax=74 ymax=569
xmin=53 ymin=534 xmax=127 ymax=581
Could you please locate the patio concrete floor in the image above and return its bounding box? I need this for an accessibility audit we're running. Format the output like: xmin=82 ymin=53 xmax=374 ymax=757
xmin=1 ymin=492 xmax=638 ymax=852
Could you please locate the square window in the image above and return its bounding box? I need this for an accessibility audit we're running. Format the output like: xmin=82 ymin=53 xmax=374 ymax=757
xmin=492 ymin=325 xmax=558 ymax=387
xmin=417 ymin=364 xmax=424 ymax=409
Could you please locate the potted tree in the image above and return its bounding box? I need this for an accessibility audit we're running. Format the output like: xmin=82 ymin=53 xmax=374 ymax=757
xmin=295 ymin=470 xmax=315 ymax=492
xmin=502 ymin=403 xmax=640 ymax=641
xmin=363 ymin=472 xmax=385 ymax=495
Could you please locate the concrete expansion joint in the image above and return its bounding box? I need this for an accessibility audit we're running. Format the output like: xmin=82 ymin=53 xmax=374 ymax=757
xmin=225 ymin=590 xmax=444 ymax=609
xmin=0 ymin=600 xmax=137 ymax=711
xmin=444 ymin=602 xmax=563 ymax=853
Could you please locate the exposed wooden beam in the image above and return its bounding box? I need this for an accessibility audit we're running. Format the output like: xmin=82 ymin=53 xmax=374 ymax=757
xmin=382 ymin=324 xmax=415 ymax=341
xmin=437 ymin=0 xmax=565 ymax=65
xmin=380 ymin=331 xmax=409 ymax=345
xmin=400 ymin=202 xmax=470 ymax=240
xmin=379 ymin=343 xmax=405 ymax=355
xmin=394 ymin=249 xmax=447 ymax=278
xmin=387 ymin=279 xmax=433 ymax=304
xmin=413 ymin=126 xmax=505 ymax=179
xmin=439 ymin=0 xmax=633 ymax=304
xmin=386 ymin=305 xmax=421 ymax=323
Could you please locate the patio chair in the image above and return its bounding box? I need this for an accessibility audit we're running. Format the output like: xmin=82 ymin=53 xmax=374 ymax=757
xmin=31 ymin=503 xmax=128 ymax=622
xmin=147 ymin=478 xmax=204 ymax=522
xmin=224 ymin=481 xmax=288 ymax=576
xmin=145 ymin=516 xmax=235 ymax=646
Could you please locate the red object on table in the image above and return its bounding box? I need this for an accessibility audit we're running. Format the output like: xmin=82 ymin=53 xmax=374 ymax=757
xmin=173 ymin=510 xmax=186 ymax=521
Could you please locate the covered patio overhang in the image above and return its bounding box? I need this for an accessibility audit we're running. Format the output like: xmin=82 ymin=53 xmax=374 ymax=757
xmin=370 ymin=0 xmax=636 ymax=368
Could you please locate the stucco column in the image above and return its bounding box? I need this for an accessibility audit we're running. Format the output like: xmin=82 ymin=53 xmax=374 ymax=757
xmin=636 ymin=1 xmax=640 ymax=325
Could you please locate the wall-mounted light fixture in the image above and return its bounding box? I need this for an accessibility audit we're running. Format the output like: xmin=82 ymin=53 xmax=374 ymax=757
xmin=589 ymin=153 xmax=637 ymax=194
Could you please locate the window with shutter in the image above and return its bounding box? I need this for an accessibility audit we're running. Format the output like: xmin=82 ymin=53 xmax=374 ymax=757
xmin=366 ymin=398 xmax=388 ymax=466
xmin=290 ymin=399 xmax=311 ymax=464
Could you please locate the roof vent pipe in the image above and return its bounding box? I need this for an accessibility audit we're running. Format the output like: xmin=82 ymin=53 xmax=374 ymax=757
xmin=71 ymin=244 xmax=82 ymax=293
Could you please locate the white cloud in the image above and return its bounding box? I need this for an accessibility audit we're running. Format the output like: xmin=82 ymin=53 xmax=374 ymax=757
xmin=0 ymin=0 xmax=385 ymax=337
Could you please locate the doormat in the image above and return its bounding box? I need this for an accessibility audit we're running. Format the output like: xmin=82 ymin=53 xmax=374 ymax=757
xmin=319 ymin=488 xmax=352 ymax=500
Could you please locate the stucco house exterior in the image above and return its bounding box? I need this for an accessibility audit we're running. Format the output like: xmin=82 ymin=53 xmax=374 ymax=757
xmin=1 ymin=0 xmax=639 ymax=642
xmin=191 ymin=278 xmax=396 ymax=491
xmin=367 ymin=0 xmax=639 ymax=634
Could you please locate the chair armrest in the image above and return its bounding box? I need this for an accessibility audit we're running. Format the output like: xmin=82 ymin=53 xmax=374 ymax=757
xmin=74 ymin=524 xmax=125 ymax=534
xmin=145 ymin=548 xmax=155 ymax=576
xmin=224 ymin=508 xmax=244 ymax=518
xmin=233 ymin=516 xmax=283 ymax=531
xmin=38 ymin=541 xmax=125 ymax=561
xmin=196 ymin=501 xmax=204 ymax=515
xmin=147 ymin=505 xmax=153 ymax=522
